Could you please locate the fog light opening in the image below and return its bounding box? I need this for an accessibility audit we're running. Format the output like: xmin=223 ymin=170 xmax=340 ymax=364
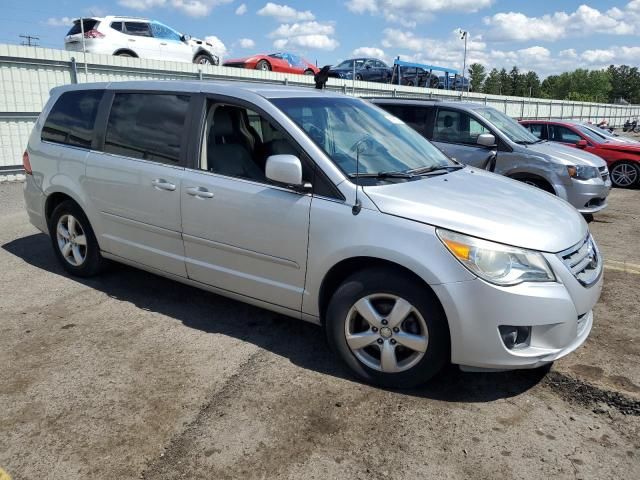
xmin=499 ymin=325 xmax=531 ymax=350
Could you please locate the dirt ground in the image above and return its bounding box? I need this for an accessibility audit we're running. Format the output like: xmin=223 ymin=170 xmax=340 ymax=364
xmin=0 ymin=181 xmax=639 ymax=480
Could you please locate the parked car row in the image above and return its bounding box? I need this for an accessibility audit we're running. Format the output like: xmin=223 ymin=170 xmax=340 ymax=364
xmin=23 ymin=80 xmax=604 ymax=389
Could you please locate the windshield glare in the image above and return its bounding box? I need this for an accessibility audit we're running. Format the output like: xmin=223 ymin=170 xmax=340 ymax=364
xmin=271 ymin=97 xmax=453 ymax=177
xmin=577 ymin=125 xmax=608 ymax=143
xmin=475 ymin=107 xmax=540 ymax=144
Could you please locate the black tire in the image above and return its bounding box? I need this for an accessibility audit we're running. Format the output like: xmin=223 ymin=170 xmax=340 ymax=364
xmin=303 ymin=69 xmax=315 ymax=76
xmin=114 ymin=52 xmax=133 ymax=57
xmin=194 ymin=53 xmax=213 ymax=65
xmin=609 ymin=161 xmax=639 ymax=188
xmin=518 ymin=177 xmax=555 ymax=194
xmin=355 ymin=73 xmax=363 ymax=81
xmin=49 ymin=200 xmax=105 ymax=277
xmin=256 ymin=59 xmax=271 ymax=71
xmin=325 ymin=268 xmax=450 ymax=388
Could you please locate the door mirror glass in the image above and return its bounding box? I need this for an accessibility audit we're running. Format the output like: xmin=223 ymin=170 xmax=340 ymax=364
xmin=477 ymin=133 xmax=496 ymax=148
xmin=266 ymin=155 xmax=303 ymax=186
xmin=181 ymin=33 xmax=191 ymax=42
xmin=576 ymin=139 xmax=588 ymax=148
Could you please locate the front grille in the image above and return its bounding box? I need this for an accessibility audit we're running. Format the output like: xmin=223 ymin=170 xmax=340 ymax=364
xmin=558 ymin=235 xmax=602 ymax=287
xmin=598 ymin=166 xmax=609 ymax=181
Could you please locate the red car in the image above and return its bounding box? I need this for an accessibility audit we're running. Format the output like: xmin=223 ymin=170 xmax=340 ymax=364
xmin=223 ymin=52 xmax=319 ymax=76
xmin=521 ymin=119 xmax=640 ymax=188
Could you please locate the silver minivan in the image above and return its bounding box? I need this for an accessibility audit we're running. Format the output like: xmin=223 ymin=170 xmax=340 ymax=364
xmin=373 ymin=99 xmax=612 ymax=215
xmin=23 ymin=81 xmax=603 ymax=388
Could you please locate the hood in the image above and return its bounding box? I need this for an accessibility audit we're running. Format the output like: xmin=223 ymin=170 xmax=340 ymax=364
xmin=364 ymin=168 xmax=587 ymax=253
xmin=525 ymin=141 xmax=606 ymax=167
xmin=598 ymin=142 xmax=640 ymax=153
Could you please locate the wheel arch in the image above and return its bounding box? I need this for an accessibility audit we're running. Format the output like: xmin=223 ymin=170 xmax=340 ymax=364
xmin=193 ymin=49 xmax=214 ymax=62
xmin=318 ymin=256 xmax=446 ymax=326
xmin=507 ymin=172 xmax=556 ymax=194
xmin=113 ymin=48 xmax=138 ymax=57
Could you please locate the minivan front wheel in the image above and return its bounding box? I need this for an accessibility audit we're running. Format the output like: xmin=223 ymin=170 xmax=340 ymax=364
xmin=326 ymin=268 xmax=449 ymax=388
xmin=49 ymin=201 xmax=104 ymax=277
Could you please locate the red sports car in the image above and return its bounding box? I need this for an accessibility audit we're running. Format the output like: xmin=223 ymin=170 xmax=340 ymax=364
xmin=224 ymin=52 xmax=319 ymax=76
xmin=521 ymin=119 xmax=640 ymax=188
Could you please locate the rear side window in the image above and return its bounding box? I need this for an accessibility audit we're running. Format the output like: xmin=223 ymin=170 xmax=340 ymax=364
xmin=41 ymin=90 xmax=103 ymax=148
xmin=67 ymin=19 xmax=99 ymax=35
xmin=124 ymin=22 xmax=151 ymax=37
xmin=104 ymin=93 xmax=189 ymax=164
xmin=380 ymin=105 xmax=429 ymax=135
xmin=110 ymin=22 xmax=123 ymax=32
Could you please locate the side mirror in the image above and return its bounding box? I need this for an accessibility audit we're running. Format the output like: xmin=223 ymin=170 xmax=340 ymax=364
xmin=477 ymin=133 xmax=496 ymax=148
xmin=266 ymin=155 xmax=304 ymax=187
xmin=576 ymin=139 xmax=588 ymax=148
xmin=181 ymin=34 xmax=191 ymax=42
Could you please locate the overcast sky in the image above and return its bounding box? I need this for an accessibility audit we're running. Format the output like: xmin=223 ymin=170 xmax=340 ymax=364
xmin=3 ymin=0 xmax=639 ymax=76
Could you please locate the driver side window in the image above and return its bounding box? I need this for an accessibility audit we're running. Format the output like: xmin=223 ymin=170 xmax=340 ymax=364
xmin=433 ymin=109 xmax=488 ymax=145
xmin=199 ymin=101 xmax=312 ymax=185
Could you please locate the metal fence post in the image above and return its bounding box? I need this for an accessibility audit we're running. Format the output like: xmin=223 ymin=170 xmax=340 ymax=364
xmin=560 ymin=103 xmax=564 ymax=119
xmin=535 ymin=101 xmax=539 ymax=120
xmin=520 ymin=98 xmax=525 ymax=119
xmin=198 ymin=68 xmax=203 ymax=81
xmin=70 ymin=57 xmax=78 ymax=84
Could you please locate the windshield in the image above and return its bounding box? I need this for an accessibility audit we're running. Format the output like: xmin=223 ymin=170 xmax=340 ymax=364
xmin=475 ymin=107 xmax=540 ymax=144
xmin=271 ymin=97 xmax=454 ymax=178
xmin=335 ymin=59 xmax=366 ymax=69
xmin=576 ymin=125 xmax=607 ymax=143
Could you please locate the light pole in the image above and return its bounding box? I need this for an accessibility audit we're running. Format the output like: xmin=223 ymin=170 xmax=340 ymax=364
xmin=459 ymin=29 xmax=468 ymax=95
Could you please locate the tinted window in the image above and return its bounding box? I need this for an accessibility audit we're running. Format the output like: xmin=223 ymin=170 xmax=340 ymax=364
xmin=549 ymin=125 xmax=582 ymax=144
xmin=41 ymin=90 xmax=103 ymax=148
xmin=527 ymin=123 xmax=545 ymax=139
xmin=124 ymin=22 xmax=151 ymax=37
xmin=433 ymin=108 xmax=488 ymax=144
xmin=67 ymin=19 xmax=99 ymax=35
xmin=110 ymin=22 xmax=123 ymax=32
xmin=380 ymin=105 xmax=428 ymax=135
xmin=104 ymin=93 xmax=189 ymax=164
xmin=150 ymin=22 xmax=181 ymax=41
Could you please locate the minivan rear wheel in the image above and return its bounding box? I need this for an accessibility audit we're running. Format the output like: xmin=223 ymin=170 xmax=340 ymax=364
xmin=325 ymin=268 xmax=449 ymax=388
xmin=49 ymin=201 xmax=105 ymax=277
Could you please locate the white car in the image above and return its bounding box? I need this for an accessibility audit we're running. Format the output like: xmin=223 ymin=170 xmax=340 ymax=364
xmin=64 ymin=16 xmax=219 ymax=65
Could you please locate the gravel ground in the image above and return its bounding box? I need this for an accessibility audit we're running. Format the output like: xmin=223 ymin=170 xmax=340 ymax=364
xmin=0 ymin=181 xmax=639 ymax=480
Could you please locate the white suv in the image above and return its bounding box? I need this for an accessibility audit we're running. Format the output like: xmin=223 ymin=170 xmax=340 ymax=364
xmin=64 ymin=16 xmax=219 ymax=65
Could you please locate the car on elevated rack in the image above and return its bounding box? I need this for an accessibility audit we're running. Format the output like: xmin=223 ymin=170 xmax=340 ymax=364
xmin=521 ymin=119 xmax=640 ymax=188
xmin=397 ymin=67 xmax=439 ymax=88
xmin=327 ymin=58 xmax=392 ymax=83
xmin=64 ymin=16 xmax=219 ymax=65
xmin=223 ymin=52 xmax=319 ymax=76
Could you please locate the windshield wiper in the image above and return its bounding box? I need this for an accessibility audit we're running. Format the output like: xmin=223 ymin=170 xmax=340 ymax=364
xmin=514 ymin=140 xmax=535 ymax=145
xmin=407 ymin=164 xmax=465 ymax=175
xmin=348 ymin=170 xmax=414 ymax=179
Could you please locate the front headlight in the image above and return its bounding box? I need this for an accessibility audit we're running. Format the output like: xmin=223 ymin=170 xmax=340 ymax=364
xmin=437 ymin=229 xmax=555 ymax=286
xmin=567 ymin=165 xmax=599 ymax=180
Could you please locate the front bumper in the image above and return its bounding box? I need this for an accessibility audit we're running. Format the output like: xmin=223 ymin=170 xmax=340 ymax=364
xmin=564 ymin=175 xmax=612 ymax=214
xmin=432 ymin=250 xmax=603 ymax=370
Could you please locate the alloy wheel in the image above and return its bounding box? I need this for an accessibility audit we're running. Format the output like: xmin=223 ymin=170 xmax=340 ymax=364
xmin=56 ymin=214 xmax=87 ymax=266
xmin=344 ymin=294 xmax=429 ymax=373
xmin=611 ymin=163 xmax=638 ymax=187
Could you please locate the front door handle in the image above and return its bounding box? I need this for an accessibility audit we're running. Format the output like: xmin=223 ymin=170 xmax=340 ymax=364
xmin=128 ymin=38 xmax=136 ymax=42
xmin=186 ymin=186 xmax=214 ymax=199
xmin=152 ymin=178 xmax=176 ymax=191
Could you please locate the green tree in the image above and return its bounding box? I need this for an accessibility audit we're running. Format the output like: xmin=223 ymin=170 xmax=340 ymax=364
xmin=607 ymin=65 xmax=640 ymax=103
xmin=483 ymin=68 xmax=501 ymax=95
xmin=509 ymin=66 xmax=525 ymax=96
xmin=467 ymin=63 xmax=487 ymax=93
xmin=523 ymin=71 xmax=541 ymax=97
xmin=499 ymin=68 xmax=511 ymax=95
